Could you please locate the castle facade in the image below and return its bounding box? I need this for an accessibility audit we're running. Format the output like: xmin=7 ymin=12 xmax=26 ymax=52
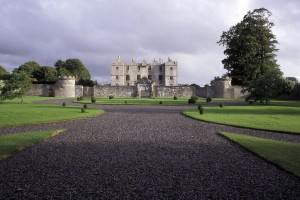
xmin=111 ymin=56 xmax=178 ymax=86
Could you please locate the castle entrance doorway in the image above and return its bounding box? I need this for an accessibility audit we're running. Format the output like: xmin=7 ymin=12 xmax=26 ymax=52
xmin=136 ymin=77 xmax=153 ymax=98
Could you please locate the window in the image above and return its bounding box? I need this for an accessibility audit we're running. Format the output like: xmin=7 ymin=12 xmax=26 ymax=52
xmin=116 ymin=67 xmax=119 ymax=70
xmin=127 ymin=83 xmax=130 ymax=86
xmin=126 ymin=75 xmax=130 ymax=80
xmin=159 ymin=65 xmax=162 ymax=71
xmin=126 ymin=66 xmax=129 ymax=70
xmin=148 ymin=66 xmax=151 ymax=70
xmin=159 ymin=75 xmax=163 ymax=81
xmin=170 ymin=67 xmax=173 ymax=70
xmin=137 ymin=75 xmax=141 ymax=80
xmin=116 ymin=75 xmax=119 ymax=79
xmin=138 ymin=66 xmax=141 ymax=71
xmin=148 ymin=75 xmax=152 ymax=80
xmin=170 ymin=76 xmax=173 ymax=80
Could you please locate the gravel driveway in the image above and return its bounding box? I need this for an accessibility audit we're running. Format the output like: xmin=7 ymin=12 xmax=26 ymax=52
xmin=0 ymin=100 xmax=299 ymax=199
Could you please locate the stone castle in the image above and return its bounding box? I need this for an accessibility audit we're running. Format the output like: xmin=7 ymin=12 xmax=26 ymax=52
xmin=27 ymin=57 xmax=246 ymax=99
xmin=111 ymin=56 xmax=178 ymax=86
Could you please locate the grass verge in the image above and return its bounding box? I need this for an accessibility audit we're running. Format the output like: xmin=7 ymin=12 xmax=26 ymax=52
xmin=77 ymin=97 xmax=244 ymax=106
xmin=0 ymin=96 xmax=103 ymax=128
xmin=219 ymin=132 xmax=300 ymax=177
xmin=183 ymin=105 xmax=300 ymax=134
xmin=0 ymin=129 xmax=65 ymax=161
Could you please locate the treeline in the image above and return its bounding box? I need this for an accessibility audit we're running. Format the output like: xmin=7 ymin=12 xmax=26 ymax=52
xmin=0 ymin=58 xmax=97 ymax=86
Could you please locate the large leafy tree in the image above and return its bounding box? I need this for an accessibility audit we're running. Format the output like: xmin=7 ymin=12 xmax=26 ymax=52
xmin=33 ymin=66 xmax=58 ymax=84
xmin=218 ymin=8 xmax=279 ymax=85
xmin=243 ymin=67 xmax=292 ymax=103
xmin=0 ymin=72 xmax=32 ymax=103
xmin=0 ymin=66 xmax=10 ymax=80
xmin=13 ymin=61 xmax=41 ymax=82
xmin=55 ymin=59 xmax=91 ymax=83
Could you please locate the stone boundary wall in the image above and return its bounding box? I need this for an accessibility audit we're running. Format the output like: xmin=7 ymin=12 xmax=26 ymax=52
xmin=27 ymin=84 xmax=52 ymax=97
xmin=75 ymin=85 xmax=83 ymax=97
xmin=83 ymin=86 xmax=94 ymax=96
xmin=155 ymin=86 xmax=196 ymax=97
xmin=93 ymin=86 xmax=136 ymax=97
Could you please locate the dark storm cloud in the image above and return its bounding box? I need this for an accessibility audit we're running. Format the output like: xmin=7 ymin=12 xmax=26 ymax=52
xmin=0 ymin=0 xmax=299 ymax=84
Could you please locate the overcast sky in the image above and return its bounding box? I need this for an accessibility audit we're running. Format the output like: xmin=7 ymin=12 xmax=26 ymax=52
xmin=1 ymin=0 xmax=299 ymax=85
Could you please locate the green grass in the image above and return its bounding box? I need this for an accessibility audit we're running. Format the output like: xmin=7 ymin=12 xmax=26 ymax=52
xmin=0 ymin=129 xmax=65 ymax=161
xmin=0 ymin=96 xmax=103 ymax=128
xmin=76 ymin=97 xmax=244 ymax=106
xmin=183 ymin=104 xmax=300 ymax=134
xmin=219 ymin=132 xmax=300 ymax=177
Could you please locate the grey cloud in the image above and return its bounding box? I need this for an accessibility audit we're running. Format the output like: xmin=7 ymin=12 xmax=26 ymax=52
xmin=0 ymin=0 xmax=299 ymax=84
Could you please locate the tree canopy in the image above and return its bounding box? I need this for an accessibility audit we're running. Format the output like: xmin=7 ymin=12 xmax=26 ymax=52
xmin=0 ymin=66 xmax=10 ymax=80
xmin=218 ymin=8 xmax=279 ymax=85
xmin=0 ymin=72 xmax=32 ymax=103
xmin=33 ymin=66 xmax=58 ymax=84
xmin=55 ymin=59 xmax=91 ymax=82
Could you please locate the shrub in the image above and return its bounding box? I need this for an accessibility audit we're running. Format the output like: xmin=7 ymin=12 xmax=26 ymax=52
xmin=62 ymin=102 xmax=66 ymax=106
xmin=159 ymin=101 xmax=163 ymax=104
xmin=125 ymin=100 xmax=127 ymax=104
xmin=83 ymin=104 xmax=88 ymax=109
xmin=91 ymin=96 xmax=96 ymax=103
xmin=77 ymin=96 xmax=84 ymax=101
xmin=173 ymin=96 xmax=178 ymax=100
xmin=81 ymin=108 xmax=86 ymax=113
xmin=219 ymin=103 xmax=224 ymax=108
xmin=188 ymin=96 xmax=198 ymax=104
xmin=197 ymin=104 xmax=202 ymax=110
xmin=109 ymin=95 xmax=114 ymax=99
xmin=199 ymin=107 xmax=204 ymax=115
xmin=206 ymin=97 xmax=212 ymax=103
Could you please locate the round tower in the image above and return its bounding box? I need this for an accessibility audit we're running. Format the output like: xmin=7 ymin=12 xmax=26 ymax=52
xmin=54 ymin=76 xmax=76 ymax=97
xmin=213 ymin=76 xmax=232 ymax=98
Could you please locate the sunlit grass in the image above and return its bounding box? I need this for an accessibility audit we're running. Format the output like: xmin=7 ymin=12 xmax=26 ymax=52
xmin=183 ymin=104 xmax=300 ymax=134
xmin=219 ymin=132 xmax=300 ymax=177
xmin=0 ymin=96 xmax=103 ymax=128
xmin=0 ymin=129 xmax=65 ymax=161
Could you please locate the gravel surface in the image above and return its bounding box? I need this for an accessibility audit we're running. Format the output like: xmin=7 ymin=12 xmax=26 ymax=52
xmin=0 ymin=100 xmax=299 ymax=199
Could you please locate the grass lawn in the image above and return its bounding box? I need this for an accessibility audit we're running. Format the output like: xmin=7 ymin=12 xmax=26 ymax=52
xmin=0 ymin=129 xmax=65 ymax=161
xmin=77 ymin=97 xmax=245 ymax=106
xmin=77 ymin=97 xmax=218 ymax=106
xmin=219 ymin=132 xmax=300 ymax=177
xmin=183 ymin=103 xmax=300 ymax=134
xmin=0 ymin=96 xmax=103 ymax=128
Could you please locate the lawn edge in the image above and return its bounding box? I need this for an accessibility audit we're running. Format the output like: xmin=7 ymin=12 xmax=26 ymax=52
xmin=217 ymin=132 xmax=300 ymax=178
xmin=182 ymin=109 xmax=300 ymax=135
xmin=0 ymin=129 xmax=66 ymax=162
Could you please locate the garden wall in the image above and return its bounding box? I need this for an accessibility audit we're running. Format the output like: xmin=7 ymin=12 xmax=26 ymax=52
xmin=93 ymin=85 xmax=136 ymax=97
xmin=155 ymin=86 xmax=196 ymax=97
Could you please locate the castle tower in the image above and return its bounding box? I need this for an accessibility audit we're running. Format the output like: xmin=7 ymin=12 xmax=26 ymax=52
xmin=54 ymin=76 xmax=76 ymax=97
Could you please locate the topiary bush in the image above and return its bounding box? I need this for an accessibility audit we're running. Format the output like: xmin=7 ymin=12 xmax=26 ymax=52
xmin=81 ymin=108 xmax=86 ymax=113
xmin=197 ymin=104 xmax=202 ymax=110
xmin=219 ymin=103 xmax=224 ymax=108
xmin=199 ymin=107 xmax=204 ymax=115
xmin=83 ymin=104 xmax=88 ymax=109
xmin=188 ymin=96 xmax=199 ymax=104
xmin=206 ymin=97 xmax=212 ymax=103
xmin=91 ymin=96 xmax=96 ymax=103
xmin=77 ymin=96 xmax=84 ymax=101
xmin=173 ymin=96 xmax=178 ymax=100
xmin=159 ymin=101 xmax=163 ymax=104
xmin=109 ymin=95 xmax=114 ymax=99
xmin=62 ymin=102 xmax=66 ymax=106
xmin=125 ymin=100 xmax=127 ymax=104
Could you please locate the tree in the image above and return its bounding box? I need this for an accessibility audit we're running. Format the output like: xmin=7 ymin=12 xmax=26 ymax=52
xmin=33 ymin=66 xmax=58 ymax=84
xmin=0 ymin=72 xmax=32 ymax=103
xmin=0 ymin=66 xmax=10 ymax=80
xmin=218 ymin=8 xmax=279 ymax=85
xmin=13 ymin=61 xmax=41 ymax=82
xmin=54 ymin=59 xmax=91 ymax=83
xmin=243 ymin=67 xmax=292 ymax=104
